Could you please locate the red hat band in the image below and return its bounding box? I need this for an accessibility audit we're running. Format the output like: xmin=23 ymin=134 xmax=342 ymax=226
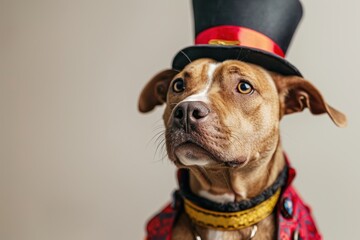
xmin=195 ymin=25 xmax=285 ymax=58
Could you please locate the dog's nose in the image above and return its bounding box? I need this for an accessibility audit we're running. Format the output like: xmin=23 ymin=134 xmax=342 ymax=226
xmin=173 ymin=101 xmax=210 ymax=130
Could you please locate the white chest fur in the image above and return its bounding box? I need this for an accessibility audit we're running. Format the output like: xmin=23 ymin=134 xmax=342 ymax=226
xmin=198 ymin=190 xmax=235 ymax=203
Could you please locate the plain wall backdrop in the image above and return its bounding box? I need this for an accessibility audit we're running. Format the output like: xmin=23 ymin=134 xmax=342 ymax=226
xmin=1 ymin=0 xmax=359 ymax=239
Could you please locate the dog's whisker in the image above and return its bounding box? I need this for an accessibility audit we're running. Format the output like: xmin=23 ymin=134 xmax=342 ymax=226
xmin=151 ymin=129 xmax=165 ymax=138
xmin=147 ymin=133 xmax=163 ymax=149
xmin=151 ymin=119 xmax=164 ymax=128
xmin=154 ymin=132 xmax=165 ymax=144
xmin=148 ymin=131 xmax=165 ymax=147
xmin=150 ymin=138 xmax=167 ymax=163
xmin=152 ymin=146 xmax=168 ymax=163
xmin=157 ymin=139 xmax=169 ymax=162
xmin=158 ymin=139 xmax=167 ymax=152
xmin=155 ymin=137 xmax=165 ymax=156
xmin=152 ymin=132 xmax=167 ymax=161
xmin=199 ymin=166 xmax=211 ymax=185
xmin=152 ymin=125 xmax=165 ymax=132
xmin=221 ymin=171 xmax=232 ymax=192
xmin=160 ymin=151 xmax=169 ymax=162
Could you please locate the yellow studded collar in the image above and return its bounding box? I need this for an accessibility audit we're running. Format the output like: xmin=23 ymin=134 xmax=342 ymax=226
xmin=184 ymin=188 xmax=281 ymax=230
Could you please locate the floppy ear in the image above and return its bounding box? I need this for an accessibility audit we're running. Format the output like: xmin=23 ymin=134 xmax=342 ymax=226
xmin=271 ymin=73 xmax=347 ymax=127
xmin=138 ymin=69 xmax=178 ymax=113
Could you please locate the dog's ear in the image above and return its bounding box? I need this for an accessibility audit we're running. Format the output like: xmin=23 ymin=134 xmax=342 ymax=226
xmin=271 ymin=73 xmax=347 ymax=127
xmin=138 ymin=69 xmax=178 ymax=113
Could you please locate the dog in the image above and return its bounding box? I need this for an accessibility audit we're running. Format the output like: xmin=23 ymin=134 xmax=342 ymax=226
xmin=139 ymin=58 xmax=347 ymax=240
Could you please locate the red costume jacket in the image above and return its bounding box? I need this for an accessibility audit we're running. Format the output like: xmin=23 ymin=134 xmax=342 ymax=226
xmin=145 ymin=165 xmax=322 ymax=240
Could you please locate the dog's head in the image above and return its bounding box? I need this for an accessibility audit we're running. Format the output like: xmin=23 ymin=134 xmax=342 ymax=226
xmin=138 ymin=59 xmax=347 ymax=169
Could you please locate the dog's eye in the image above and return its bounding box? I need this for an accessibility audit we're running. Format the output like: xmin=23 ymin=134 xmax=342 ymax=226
xmin=237 ymin=81 xmax=253 ymax=94
xmin=172 ymin=78 xmax=185 ymax=93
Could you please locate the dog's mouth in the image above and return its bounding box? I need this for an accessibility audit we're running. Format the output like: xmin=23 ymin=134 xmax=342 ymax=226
xmin=174 ymin=141 xmax=247 ymax=168
xmin=175 ymin=141 xmax=216 ymax=166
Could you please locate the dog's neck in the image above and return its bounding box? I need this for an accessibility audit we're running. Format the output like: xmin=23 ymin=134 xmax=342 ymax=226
xmin=188 ymin=145 xmax=285 ymax=203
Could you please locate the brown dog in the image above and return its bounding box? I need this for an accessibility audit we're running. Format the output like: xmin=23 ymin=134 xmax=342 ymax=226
xmin=139 ymin=59 xmax=346 ymax=240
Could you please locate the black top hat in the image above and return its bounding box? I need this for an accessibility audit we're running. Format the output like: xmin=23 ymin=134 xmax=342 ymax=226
xmin=172 ymin=0 xmax=303 ymax=76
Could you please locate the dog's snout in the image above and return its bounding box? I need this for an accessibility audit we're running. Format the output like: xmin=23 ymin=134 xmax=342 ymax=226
xmin=173 ymin=101 xmax=210 ymax=130
xmin=174 ymin=101 xmax=210 ymax=121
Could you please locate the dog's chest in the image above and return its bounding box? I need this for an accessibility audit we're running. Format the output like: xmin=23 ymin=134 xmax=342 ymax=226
xmin=206 ymin=230 xmax=240 ymax=240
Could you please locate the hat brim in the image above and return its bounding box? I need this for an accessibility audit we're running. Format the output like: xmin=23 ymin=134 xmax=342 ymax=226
xmin=172 ymin=45 xmax=302 ymax=76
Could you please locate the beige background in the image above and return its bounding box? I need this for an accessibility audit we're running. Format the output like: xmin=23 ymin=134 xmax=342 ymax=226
xmin=1 ymin=0 xmax=359 ymax=239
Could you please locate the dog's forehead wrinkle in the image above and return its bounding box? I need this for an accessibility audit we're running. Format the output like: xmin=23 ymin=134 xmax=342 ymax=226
xmin=223 ymin=60 xmax=255 ymax=73
xmin=183 ymin=71 xmax=191 ymax=79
